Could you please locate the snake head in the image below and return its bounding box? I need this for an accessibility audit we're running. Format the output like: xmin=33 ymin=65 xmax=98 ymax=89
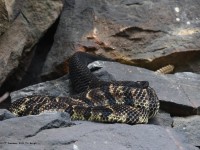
xmin=136 ymin=81 xmax=149 ymax=88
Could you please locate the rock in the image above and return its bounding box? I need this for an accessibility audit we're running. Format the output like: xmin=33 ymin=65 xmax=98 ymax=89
xmin=148 ymin=112 xmax=173 ymax=127
xmin=188 ymin=59 xmax=200 ymax=74
xmin=15 ymin=20 xmax=59 ymax=89
xmin=0 ymin=112 xmax=72 ymax=140
xmin=42 ymin=0 xmax=96 ymax=78
xmin=3 ymin=61 xmax=200 ymax=149
xmin=0 ymin=0 xmax=63 ymax=88
xmin=173 ymin=116 xmax=200 ymax=147
xmin=42 ymin=0 xmax=200 ymax=79
xmin=0 ymin=122 xmax=198 ymax=150
xmin=0 ymin=109 xmax=16 ymax=121
xmin=10 ymin=75 xmax=70 ymax=102
xmin=0 ymin=0 xmax=10 ymax=36
xmin=89 ymin=61 xmax=200 ymax=116
xmin=0 ymin=92 xmax=11 ymax=110
xmin=0 ymin=92 xmax=9 ymax=104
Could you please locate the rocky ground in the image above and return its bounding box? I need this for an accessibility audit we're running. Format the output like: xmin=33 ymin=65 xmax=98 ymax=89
xmin=1 ymin=61 xmax=198 ymax=150
xmin=0 ymin=0 xmax=200 ymax=150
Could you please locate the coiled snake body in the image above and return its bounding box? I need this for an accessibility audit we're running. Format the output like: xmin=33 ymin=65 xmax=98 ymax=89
xmin=9 ymin=52 xmax=160 ymax=124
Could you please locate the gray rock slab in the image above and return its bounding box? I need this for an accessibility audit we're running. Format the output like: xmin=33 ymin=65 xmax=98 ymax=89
xmin=173 ymin=115 xmax=200 ymax=147
xmin=1 ymin=122 xmax=197 ymax=150
xmin=90 ymin=61 xmax=200 ymax=115
xmin=0 ymin=0 xmax=10 ymax=35
xmin=0 ymin=109 xmax=16 ymax=121
xmin=0 ymin=145 xmax=47 ymax=150
xmin=148 ymin=112 xmax=173 ymax=127
xmin=0 ymin=112 xmax=72 ymax=140
xmin=10 ymin=75 xmax=70 ymax=102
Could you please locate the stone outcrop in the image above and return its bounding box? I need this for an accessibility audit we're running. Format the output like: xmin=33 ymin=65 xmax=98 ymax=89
xmin=0 ymin=60 xmax=199 ymax=149
xmin=0 ymin=0 xmax=10 ymax=36
xmin=0 ymin=109 xmax=15 ymax=121
xmin=42 ymin=0 xmax=200 ymax=79
xmin=0 ymin=112 xmax=72 ymax=139
xmin=0 ymin=114 xmax=198 ymax=150
xmin=11 ymin=75 xmax=70 ymax=102
xmin=148 ymin=112 xmax=173 ymax=127
xmin=0 ymin=0 xmax=63 ymax=89
xmin=173 ymin=116 xmax=200 ymax=147
xmin=0 ymin=1 xmax=200 ymax=150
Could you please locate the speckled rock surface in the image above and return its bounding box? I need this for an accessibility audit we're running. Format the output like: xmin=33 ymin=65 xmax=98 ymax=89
xmin=173 ymin=115 xmax=200 ymax=147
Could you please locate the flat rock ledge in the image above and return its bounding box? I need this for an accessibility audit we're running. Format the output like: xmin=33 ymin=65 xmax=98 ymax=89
xmin=173 ymin=115 xmax=200 ymax=147
xmin=0 ymin=109 xmax=16 ymax=121
xmin=0 ymin=112 xmax=72 ymax=139
xmin=0 ymin=117 xmax=198 ymax=150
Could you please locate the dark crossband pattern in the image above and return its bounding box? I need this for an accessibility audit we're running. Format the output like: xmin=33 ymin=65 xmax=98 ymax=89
xmin=8 ymin=52 xmax=160 ymax=124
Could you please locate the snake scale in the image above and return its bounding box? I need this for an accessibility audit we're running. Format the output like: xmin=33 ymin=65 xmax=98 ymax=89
xmin=8 ymin=52 xmax=160 ymax=124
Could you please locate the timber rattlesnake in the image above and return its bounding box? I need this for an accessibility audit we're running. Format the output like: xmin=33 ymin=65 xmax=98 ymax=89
xmin=8 ymin=52 xmax=160 ymax=124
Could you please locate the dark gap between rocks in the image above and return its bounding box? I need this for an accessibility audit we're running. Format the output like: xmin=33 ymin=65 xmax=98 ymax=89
xmin=160 ymin=100 xmax=198 ymax=117
xmin=0 ymin=17 xmax=59 ymax=94
xmin=125 ymin=2 xmax=143 ymax=6
xmin=50 ymin=140 xmax=77 ymax=146
xmin=132 ymin=50 xmax=200 ymax=73
xmin=16 ymin=19 xmax=60 ymax=90
xmin=0 ymin=17 xmax=59 ymax=109
xmin=113 ymin=26 xmax=164 ymax=37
